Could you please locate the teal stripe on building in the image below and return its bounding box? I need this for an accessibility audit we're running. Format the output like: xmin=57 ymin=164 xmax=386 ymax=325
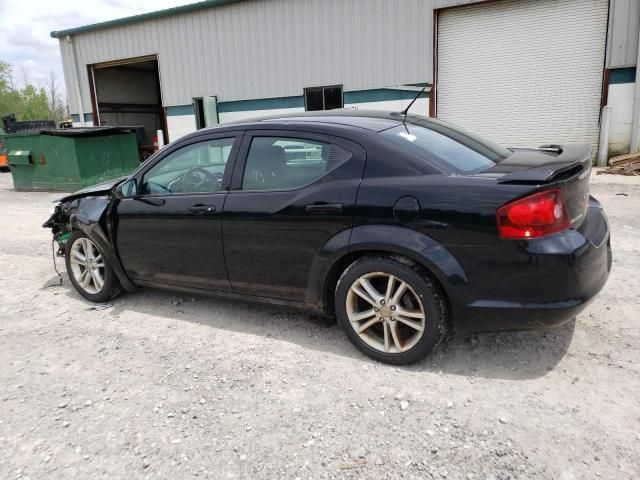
xmin=166 ymin=104 xmax=195 ymax=116
xmin=218 ymin=95 xmax=304 ymax=113
xmin=344 ymin=88 xmax=428 ymax=103
xmin=609 ymin=67 xmax=636 ymax=84
xmin=166 ymin=86 xmax=430 ymax=116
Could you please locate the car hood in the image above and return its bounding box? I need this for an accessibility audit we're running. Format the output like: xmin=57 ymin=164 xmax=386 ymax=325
xmin=56 ymin=176 xmax=128 ymax=203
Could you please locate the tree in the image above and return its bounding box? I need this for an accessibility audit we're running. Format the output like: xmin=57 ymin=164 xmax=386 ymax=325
xmin=18 ymin=84 xmax=51 ymax=120
xmin=0 ymin=61 xmax=20 ymax=117
xmin=0 ymin=60 xmax=68 ymax=123
xmin=47 ymin=70 xmax=67 ymax=124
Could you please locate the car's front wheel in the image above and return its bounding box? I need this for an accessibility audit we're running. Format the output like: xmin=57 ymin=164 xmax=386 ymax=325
xmin=335 ymin=256 xmax=448 ymax=365
xmin=65 ymin=231 xmax=120 ymax=302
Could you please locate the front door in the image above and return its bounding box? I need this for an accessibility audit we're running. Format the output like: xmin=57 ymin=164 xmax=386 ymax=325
xmin=115 ymin=133 xmax=241 ymax=291
xmin=222 ymin=130 xmax=366 ymax=301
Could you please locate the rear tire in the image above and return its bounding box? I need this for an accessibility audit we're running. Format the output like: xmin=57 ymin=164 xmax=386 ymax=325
xmin=65 ymin=231 xmax=121 ymax=302
xmin=335 ymin=255 xmax=448 ymax=365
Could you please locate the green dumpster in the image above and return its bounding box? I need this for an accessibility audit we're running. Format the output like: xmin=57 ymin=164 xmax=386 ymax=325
xmin=5 ymin=127 xmax=140 ymax=191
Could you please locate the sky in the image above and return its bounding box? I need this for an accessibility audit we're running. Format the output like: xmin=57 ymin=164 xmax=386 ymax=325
xmin=0 ymin=0 xmax=201 ymax=98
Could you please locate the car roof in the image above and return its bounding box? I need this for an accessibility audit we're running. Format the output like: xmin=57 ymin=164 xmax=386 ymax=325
xmin=220 ymin=109 xmax=408 ymax=133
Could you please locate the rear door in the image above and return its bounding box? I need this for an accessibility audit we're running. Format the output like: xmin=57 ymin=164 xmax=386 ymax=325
xmin=222 ymin=130 xmax=366 ymax=301
xmin=115 ymin=132 xmax=242 ymax=291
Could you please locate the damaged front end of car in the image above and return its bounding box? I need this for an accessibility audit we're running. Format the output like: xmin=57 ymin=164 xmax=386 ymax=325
xmin=42 ymin=177 xmax=136 ymax=291
xmin=43 ymin=202 xmax=75 ymax=257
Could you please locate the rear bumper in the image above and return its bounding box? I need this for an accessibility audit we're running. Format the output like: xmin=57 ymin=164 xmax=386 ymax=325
xmin=454 ymin=197 xmax=611 ymax=334
xmin=461 ymin=296 xmax=601 ymax=332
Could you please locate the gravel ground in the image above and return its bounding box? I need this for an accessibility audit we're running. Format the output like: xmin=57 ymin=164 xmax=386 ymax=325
xmin=0 ymin=171 xmax=638 ymax=480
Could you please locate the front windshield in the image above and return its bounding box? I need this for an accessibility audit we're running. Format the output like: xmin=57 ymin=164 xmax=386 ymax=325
xmin=383 ymin=117 xmax=511 ymax=174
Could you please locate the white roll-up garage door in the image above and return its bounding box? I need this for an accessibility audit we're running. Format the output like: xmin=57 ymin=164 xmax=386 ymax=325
xmin=436 ymin=0 xmax=608 ymax=148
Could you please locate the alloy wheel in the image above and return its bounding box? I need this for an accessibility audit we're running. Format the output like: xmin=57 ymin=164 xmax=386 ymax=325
xmin=345 ymin=272 xmax=426 ymax=354
xmin=69 ymin=237 xmax=106 ymax=295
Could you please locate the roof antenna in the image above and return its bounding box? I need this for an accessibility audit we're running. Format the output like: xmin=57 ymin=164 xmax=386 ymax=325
xmin=399 ymin=86 xmax=426 ymax=121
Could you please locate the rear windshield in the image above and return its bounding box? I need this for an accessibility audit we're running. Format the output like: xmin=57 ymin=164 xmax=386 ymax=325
xmin=382 ymin=117 xmax=511 ymax=174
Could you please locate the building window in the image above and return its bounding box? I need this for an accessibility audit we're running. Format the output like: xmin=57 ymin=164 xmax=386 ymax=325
xmin=193 ymin=96 xmax=219 ymax=129
xmin=304 ymin=85 xmax=343 ymax=111
xmin=194 ymin=98 xmax=206 ymax=129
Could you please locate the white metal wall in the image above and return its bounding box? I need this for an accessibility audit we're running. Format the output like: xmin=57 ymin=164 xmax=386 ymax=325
xmin=608 ymin=83 xmax=636 ymax=153
xmin=59 ymin=0 xmax=433 ymax=113
xmin=606 ymin=0 xmax=640 ymax=68
xmin=436 ymin=0 xmax=609 ymax=147
xmin=435 ymin=0 xmax=637 ymax=66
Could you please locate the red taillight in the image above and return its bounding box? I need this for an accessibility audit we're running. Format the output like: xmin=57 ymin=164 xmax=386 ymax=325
xmin=496 ymin=189 xmax=570 ymax=239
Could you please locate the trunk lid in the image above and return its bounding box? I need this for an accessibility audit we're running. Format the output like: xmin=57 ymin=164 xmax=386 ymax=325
xmin=484 ymin=144 xmax=592 ymax=228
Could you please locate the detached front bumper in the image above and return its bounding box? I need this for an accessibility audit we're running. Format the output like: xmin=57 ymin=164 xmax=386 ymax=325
xmin=454 ymin=197 xmax=611 ymax=333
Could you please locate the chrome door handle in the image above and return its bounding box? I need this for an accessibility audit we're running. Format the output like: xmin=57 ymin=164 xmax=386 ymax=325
xmin=189 ymin=204 xmax=216 ymax=215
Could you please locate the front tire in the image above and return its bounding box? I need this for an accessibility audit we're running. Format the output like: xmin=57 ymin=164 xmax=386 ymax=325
xmin=65 ymin=231 xmax=120 ymax=302
xmin=335 ymin=255 xmax=448 ymax=365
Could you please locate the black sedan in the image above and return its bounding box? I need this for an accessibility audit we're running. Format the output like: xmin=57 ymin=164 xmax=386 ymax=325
xmin=44 ymin=111 xmax=611 ymax=364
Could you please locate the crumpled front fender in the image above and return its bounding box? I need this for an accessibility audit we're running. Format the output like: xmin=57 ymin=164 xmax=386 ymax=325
xmin=70 ymin=196 xmax=136 ymax=292
xmin=71 ymin=196 xmax=110 ymax=226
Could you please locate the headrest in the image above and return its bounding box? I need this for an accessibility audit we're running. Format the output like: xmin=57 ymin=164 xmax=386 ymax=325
xmin=254 ymin=143 xmax=286 ymax=171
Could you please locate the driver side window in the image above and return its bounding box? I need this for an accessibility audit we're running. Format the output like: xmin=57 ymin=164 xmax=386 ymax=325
xmin=142 ymin=137 xmax=235 ymax=195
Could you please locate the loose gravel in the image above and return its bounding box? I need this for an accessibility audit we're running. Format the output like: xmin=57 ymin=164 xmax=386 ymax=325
xmin=0 ymin=172 xmax=638 ymax=479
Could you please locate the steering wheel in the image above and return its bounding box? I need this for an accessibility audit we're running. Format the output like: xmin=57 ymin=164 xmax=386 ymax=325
xmin=181 ymin=167 xmax=220 ymax=192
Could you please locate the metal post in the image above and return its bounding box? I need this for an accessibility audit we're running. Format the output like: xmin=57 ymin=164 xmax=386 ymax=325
xmin=156 ymin=130 xmax=165 ymax=149
xmin=597 ymin=106 xmax=613 ymax=166
xmin=630 ymin=26 xmax=640 ymax=152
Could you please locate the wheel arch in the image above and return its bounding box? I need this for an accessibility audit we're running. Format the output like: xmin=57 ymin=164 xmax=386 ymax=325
xmin=307 ymin=225 xmax=470 ymax=319
xmin=68 ymin=197 xmax=136 ymax=292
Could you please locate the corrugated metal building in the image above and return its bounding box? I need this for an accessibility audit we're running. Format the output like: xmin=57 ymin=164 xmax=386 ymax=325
xmin=52 ymin=0 xmax=639 ymax=153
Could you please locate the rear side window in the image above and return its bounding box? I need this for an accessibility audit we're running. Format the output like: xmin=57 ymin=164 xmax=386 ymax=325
xmin=382 ymin=118 xmax=511 ymax=174
xmin=242 ymin=136 xmax=351 ymax=190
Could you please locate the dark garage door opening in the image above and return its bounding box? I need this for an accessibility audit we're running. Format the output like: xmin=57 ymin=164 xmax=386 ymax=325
xmin=90 ymin=57 xmax=166 ymax=158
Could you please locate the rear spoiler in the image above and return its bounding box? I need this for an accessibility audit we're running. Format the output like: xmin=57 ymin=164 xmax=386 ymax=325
xmin=497 ymin=144 xmax=592 ymax=184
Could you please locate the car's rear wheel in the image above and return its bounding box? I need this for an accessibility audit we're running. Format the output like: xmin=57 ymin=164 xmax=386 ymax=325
xmin=65 ymin=231 xmax=120 ymax=302
xmin=335 ymin=256 xmax=447 ymax=365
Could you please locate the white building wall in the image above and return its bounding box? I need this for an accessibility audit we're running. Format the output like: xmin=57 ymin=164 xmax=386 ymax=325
xmin=58 ymin=0 xmax=435 ymax=115
xmin=166 ymin=115 xmax=197 ymax=142
xmin=606 ymin=0 xmax=640 ymax=68
xmin=608 ymin=83 xmax=635 ymax=154
xmin=55 ymin=0 xmax=636 ymax=151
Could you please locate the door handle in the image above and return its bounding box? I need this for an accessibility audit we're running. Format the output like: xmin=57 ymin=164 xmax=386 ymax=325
xmin=305 ymin=203 xmax=343 ymax=214
xmin=189 ymin=204 xmax=216 ymax=215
